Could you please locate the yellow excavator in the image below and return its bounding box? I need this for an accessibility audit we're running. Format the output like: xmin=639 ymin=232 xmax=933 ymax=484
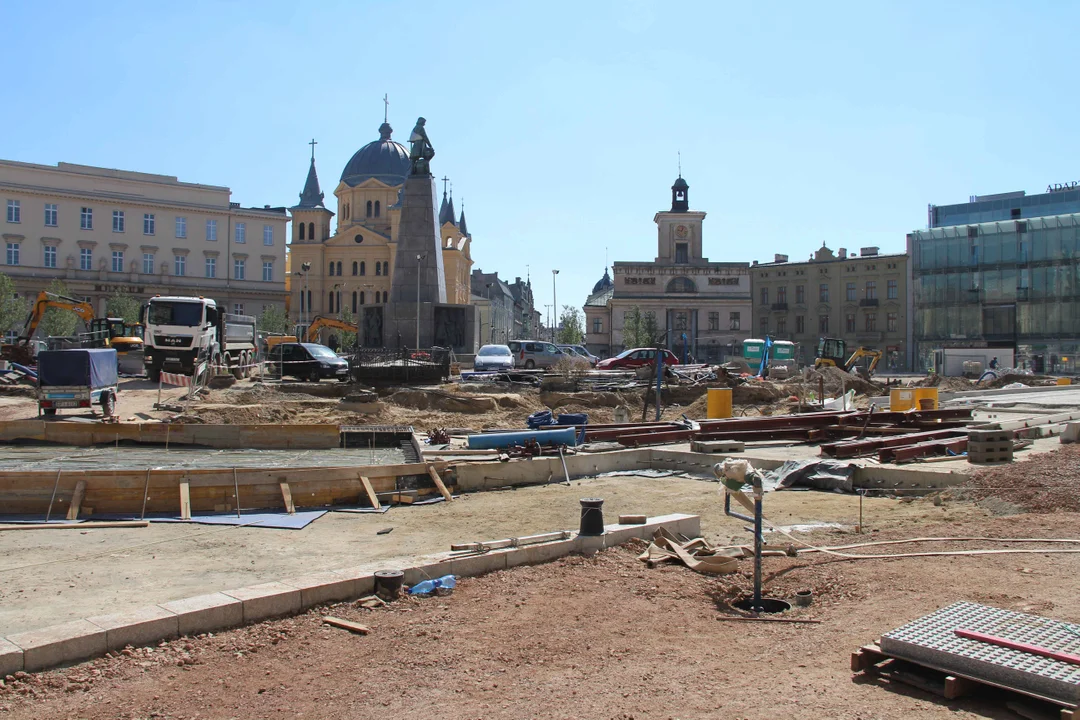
xmin=305 ymin=315 xmax=358 ymax=345
xmin=1 ymin=291 xmax=143 ymax=365
xmin=814 ymin=337 xmax=882 ymax=380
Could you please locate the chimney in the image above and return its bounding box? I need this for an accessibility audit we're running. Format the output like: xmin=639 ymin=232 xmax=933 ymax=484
xmin=861 ymin=246 xmax=879 ymax=256
xmin=774 ymin=254 xmax=789 ymax=263
xmin=752 ymin=260 xmax=759 ymax=266
xmin=838 ymin=248 xmax=847 ymax=259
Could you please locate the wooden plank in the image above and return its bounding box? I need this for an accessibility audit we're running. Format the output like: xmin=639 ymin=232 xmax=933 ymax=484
xmin=427 ymin=465 xmax=453 ymax=502
xmin=0 ymin=521 xmax=148 ymax=531
xmin=851 ymin=643 xmax=887 ymax=672
xmin=322 ymin=616 xmax=370 ymax=635
xmin=66 ymin=480 xmax=87 ymax=521
xmin=179 ymin=481 xmax=191 ymax=520
xmin=944 ymin=675 xmax=976 ymax=700
xmin=279 ymin=480 xmax=295 ymax=514
xmin=955 ymin=628 xmax=1080 ymax=666
xmin=359 ymin=475 xmax=380 ymax=510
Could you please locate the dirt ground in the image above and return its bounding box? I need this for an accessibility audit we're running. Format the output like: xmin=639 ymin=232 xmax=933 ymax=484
xmin=0 ymin=474 xmax=987 ymax=637
xmin=2 ymin=510 xmax=1078 ymax=720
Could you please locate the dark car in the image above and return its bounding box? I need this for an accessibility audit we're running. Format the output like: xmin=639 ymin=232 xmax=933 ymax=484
xmin=267 ymin=342 xmax=349 ymax=382
xmin=596 ymin=347 xmax=680 ymax=370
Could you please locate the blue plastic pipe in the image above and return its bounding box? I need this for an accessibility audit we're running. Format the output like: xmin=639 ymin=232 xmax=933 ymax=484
xmin=467 ymin=426 xmax=578 ymax=450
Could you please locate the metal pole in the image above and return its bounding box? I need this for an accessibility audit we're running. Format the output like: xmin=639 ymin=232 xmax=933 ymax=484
xmin=655 ymin=342 xmax=663 ymax=421
xmin=753 ymin=493 xmax=763 ymax=612
xmin=415 ymin=254 xmax=423 ymax=352
xmin=552 ymin=269 xmax=559 ymax=342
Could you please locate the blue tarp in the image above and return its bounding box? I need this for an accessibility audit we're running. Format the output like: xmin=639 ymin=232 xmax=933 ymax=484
xmin=37 ymin=349 xmax=118 ymax=389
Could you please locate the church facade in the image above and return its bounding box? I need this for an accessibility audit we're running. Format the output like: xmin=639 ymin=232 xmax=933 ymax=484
xmin=287 ymin=120 xmax=472 ymax=344
xmin=583 ymin=176 xmax=752 ymax=362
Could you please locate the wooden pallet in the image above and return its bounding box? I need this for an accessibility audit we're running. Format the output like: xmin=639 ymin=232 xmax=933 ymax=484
xmin=852 ymin=642 xmax=1077 ymax=719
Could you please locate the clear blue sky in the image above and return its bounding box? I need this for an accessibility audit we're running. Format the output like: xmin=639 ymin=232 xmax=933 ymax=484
xmin=4 ymin=1 xmax=1078 ymax=320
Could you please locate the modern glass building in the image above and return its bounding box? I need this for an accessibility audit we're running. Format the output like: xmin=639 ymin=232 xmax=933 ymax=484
xmin=930 ymin=186 xmax=1080 ymax=227
xmin=908 ymin=212 xmax=1080 ymax=373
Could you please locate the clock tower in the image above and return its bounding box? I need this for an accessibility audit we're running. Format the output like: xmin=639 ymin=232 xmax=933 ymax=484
xmin=654 ymin=175 xmax=707 ymax=264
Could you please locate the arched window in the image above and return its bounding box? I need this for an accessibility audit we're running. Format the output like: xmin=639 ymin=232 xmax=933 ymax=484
xmin=360 ymin=261 xmax=366 ymax=276
xmin=308 ymin=222 xmax=314 ymax=239
xmin=666 ymin=276 xmax=697 ymax=293
xmin=336 ymin=261 xmax=342 ymax=276
xmin=328 ymin=261 xmax=335 ymax=276
xmin=299 ymin=223 xmax=305 ymax=241
xmin=328 ymin=291 xmax=334 ymax=313
xmin=344 ymin=204 xmax=350 ymax=220
xmin=384 ymin=261 xmax=390 ymax=276
xmin=375 ymin=262 xmax=381 ymax=276
xmin=351 ymin=291 xmax=357 ymax=314
xmin=359 ymin=291 xmax=365 ymax=305
xmin=366 ymin=201 xmax=372 ymax=217
xmin=374 ymin=200 xmax=380 ymax=217
xmin=352 ymin=261 xmax=358 ymax=276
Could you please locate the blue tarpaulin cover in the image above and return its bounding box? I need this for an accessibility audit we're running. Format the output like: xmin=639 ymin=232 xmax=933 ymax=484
xmin=37 ymin=349 xmax=118 ymax=389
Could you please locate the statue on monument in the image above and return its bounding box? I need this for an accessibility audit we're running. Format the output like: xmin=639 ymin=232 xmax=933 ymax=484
xmin=408 ymin=117 xmax=435 ymax=175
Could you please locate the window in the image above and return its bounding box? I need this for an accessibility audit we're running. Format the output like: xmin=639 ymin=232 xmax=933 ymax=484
xmin=44 ymin=203 xmax=57 ymax=227
xmin=729 ymin=312 xmax=740 ymax=330
xmin=360 ymin=261 xmax=366 ymax=276
xmin=819 ymin=283 xmax=829 ymax=302
xmin=44 ymin=245 xmax=57 ymax=268
xmin=352 ymin=261 xmax=358 ymax=276
xmin=263 ymin=225 xmax=273 ymax=246
xmin=374 ymin=200 xmax=381 ymax=217
xmin=376 ymin=262 xmax=381 ymax=276
xmin=5 ymin=242 xmax=19 ymax=265
xmin=143 ymin=253 xmax=155 ymax=274
xmin=328 ymin=291 xmax=335 ymax=314
xmin=205 ymin=257 xmax=216 ymax=278
xmin=777 ymin=318 xmax=786 ymax=335
xmin=846 ymin=282 xmax=856 ymax=301
xmin=674 ymin=312 xmax=688 ymax=331
xmin=758 ymin=317 xmax=768 ymax=335
xmin=675 ymin=243 xmax=688 ymax=264
xmin=795 ymin=285 xmax=804 ymax=304
xmin=143 ymin=213 xmax=155 ymax=235
xmin=234 ymin=258 xmax=245 ymax=280
xmin=366 ymin=201 xmax=372 ymax=217
xmin=865 ymin=312 xmax=877 ymax=332
xmin=233 ymin=303 xmax=244 ymax=315
xmin=865 ymin=280 xmax=877 ymax=300
xmin=760 ymin=287 xmax=768 ymax=305
xmin=352 ymin=291 xmax=357 ymax=314
xmin=887 ymin=279 xmax=898 ymax=300
xmin=593 ymin=318 xmax=603 ymax=334
xmin=262 ymin=261 xmax=273 ymax=282
xmin=112 ymin=210 xmax=125 ymax=233
xmin=819 ymin=315 xmax=829 ymax=333
xmin=80 ymin=248 xmax=92 ymax=270
xmin=708 ymin=311 xmax=719 ymax=331
xmin=845 ymin=313 xmax=856 ymax=332
xmin=6 ymin=200 xmax=19 ymax=223
xmin=175 ymin=217 xmax=187 ymax=238
xmin=307 ymin=222 xmax=314 ymax=240
xmin=174 ymin=254 xmax=186 ymax=276
xmin=206 ymin=219 xmax=217 ymax=241
xmin=887 ymin=312 xmax=898 ymax=333
xmin=777 ymin=286 xmax=787 ymax=304
xmin=234 ymin=223 xmax=246 ymax=243
xmin=80 ymin=207 xmax=93 ymax=230
xmin=328 ymin=261 xmax=335 ymax=276
xmin=336 ymin=261 xmax=342 ymax=276
xmin=299 ymin=223 xmax=305 ymax=241
xmin=111 ymin=250 xmax=124 ymax=272
xmin=359 ymin=291 xmax=365 ymax=305
xmin=383 ymin=261 xmax=389 ymax=275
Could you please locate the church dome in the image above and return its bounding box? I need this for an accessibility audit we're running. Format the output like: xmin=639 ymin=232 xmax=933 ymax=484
xmin=592 ymin=268 xmax=613 ymax=294
xmin=340 ymin=122 xmax=411 ymax=187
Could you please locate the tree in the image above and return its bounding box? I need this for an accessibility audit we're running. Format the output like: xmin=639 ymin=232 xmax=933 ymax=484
xmin=621 ymin=305 xmax=661 ymax=349
xmin=259 ymin=304 xmax=289 ymax=335
xmin=0 ymin=272 xmax=28 ymax=339
xmin=105 ymin=291 xmax=141 ymax=323
xmin=38 ymin=280 xmax=80 ymax=339
xmin=338 ymin=306 xmax=358 ymax=350
xmin=556 ymin=305 xmax=584 ymax=345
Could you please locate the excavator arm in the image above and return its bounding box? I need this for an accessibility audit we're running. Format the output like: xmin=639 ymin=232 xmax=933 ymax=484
xmin=306 ymin=315 xmax=358 ymax=343
xmin=844 ymin=347 xmax=882 ymax=376
xmin=19 ymin=291 xmax=95 ymax=342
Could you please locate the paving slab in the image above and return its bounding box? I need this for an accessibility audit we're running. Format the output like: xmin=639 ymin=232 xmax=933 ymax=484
xmin=222 ymin=582 xmax=302 ymax=624
xmin=283 ymin=571 xmax=359 ymax=610
xmin=159 ymin=592 xmax=243 ymax=636
xmin=6 ymin=619 xmax=107 ymax=672
xmin=0 ymin=636 xmax=23 ymax=675
xmin=86 ymin=605 xmax=179 ymax=651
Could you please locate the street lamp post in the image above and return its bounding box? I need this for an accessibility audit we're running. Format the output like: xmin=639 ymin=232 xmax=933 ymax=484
xmin=552 ymin=269 xmax=559 ymax=343
xmin=415 ymin=254 xmax=425 ymax=351
xmin=299 ymin=261 xmax=311 ymax=331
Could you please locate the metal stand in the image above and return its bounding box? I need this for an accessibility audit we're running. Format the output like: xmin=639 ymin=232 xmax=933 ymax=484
xmin=723 ymin=478 xmax=765 ymax=613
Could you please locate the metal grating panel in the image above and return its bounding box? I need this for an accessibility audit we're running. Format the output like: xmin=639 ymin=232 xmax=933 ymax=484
xmin=880 ymin=601 xmax=1080 ymax=705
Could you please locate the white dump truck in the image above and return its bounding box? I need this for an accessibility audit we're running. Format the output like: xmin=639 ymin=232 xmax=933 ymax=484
xmin=142 ymin=296 xmax=257 ymax=381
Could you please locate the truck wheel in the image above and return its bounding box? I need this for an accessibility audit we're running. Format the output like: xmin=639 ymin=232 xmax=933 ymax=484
xmin=308 ymin=367 xmax=321 ymax=383
xmin=43 ymin=408 xmax=57 ymax=417
xmin=231 ymin=357 xmax=244 ymax=380
xmin=148 ymin=366 xmax=161 ymax=383
xmin=101 ymin=392 xmax=116 ymax=417
xmin=242 ymin=351 xmax=253 ymax=378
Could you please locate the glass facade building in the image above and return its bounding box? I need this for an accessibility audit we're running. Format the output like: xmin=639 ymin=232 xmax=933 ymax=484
xmin=908 ymin=212 xmax=1080 ymax=373
xmin=931 ymin=187 xmax=1080 ymax=228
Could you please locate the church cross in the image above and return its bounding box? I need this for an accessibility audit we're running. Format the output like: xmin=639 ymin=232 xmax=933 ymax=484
xmin=309 ymin=138 xmax=317 ymax=160
xmin=383 ymin=93 xmax=389 ymax=123
xmin=677 ymin=150 xmax=682 ymax=177
xmin=441 ymin=176 xmax=450 ymax=195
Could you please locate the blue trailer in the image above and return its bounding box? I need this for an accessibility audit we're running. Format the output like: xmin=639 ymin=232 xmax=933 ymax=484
xmin=37 ymin=349 xmax=119 ymax=418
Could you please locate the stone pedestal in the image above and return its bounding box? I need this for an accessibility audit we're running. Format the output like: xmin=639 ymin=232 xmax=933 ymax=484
xmin=391 ymin=174 xmax=446 ymax=306
xmin=381 ymin=302 xmax=478 ymax=353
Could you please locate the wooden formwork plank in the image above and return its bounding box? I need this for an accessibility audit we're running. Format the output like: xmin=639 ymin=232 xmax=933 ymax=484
xmin=179 ymin=482 xmax=191 ymax=520
xmin=359 ymin=475 xmax=381 ymax=510
xmin=279 ymin=481 xmax=295 ymax=514
xmin=427 ymin=465 xmax=453 ymax=502
xmin=66 ymin=480 xmax=87 ymax=521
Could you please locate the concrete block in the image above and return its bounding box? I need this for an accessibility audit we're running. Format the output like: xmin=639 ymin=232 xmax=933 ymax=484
xmin=578 ymin=534 xmax=606 ymax=556
xmin=0 ymin=636 xmax=24 ymax=676
xmin=284 ymin=571 xmax=358 ymax=610
xmin=601 ymin=524 xmax=643 ymax=546
xmin=7 ymin=619 xmax=107 ymax=672
xmin=330 ymin=565 xmax=380 ymax=596
xmin=448 ymin=551 xmax=508 ymax=578
xmin=1060 ymin=422 xmax=1080 ymax=444
xmin=523 ymin=538 xmax=578 ymax=565
xmin=403 ymin=559 xmax=452 ymax=586
xmin=86 ymin=605 xmax=179 ymax=651
xmin=222 ymin=582 xmax=302 ymax=624
xmin=159 ymin=592 xmax=243 ymax=636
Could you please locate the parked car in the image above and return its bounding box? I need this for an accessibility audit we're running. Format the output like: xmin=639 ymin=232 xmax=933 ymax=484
xmin=474 ymin=344 xmax=514 ymax=371
xmin=597 ymin=347 xmax=680 ymax=370
xmin=506 ymin=340 xmax=565 ymax=369
xmin=558 ymin=344 xmax=599 ymax=367
xmin=267 ymin=342 xmax=349 ymax=382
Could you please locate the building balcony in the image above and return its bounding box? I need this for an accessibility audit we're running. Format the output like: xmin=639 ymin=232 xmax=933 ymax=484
xmin=859 ymin=298 xmax=879 ymax=307
xmin=771 ymin=302 xmax=788 ymax=311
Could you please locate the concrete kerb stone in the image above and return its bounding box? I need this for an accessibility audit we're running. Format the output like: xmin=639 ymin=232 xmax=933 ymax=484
xmin=222 ymin=582 xmax=302 ymax=624
xmin=6 ymin=619 xmax=107 ymax=672
xmin=159 ymin=592 xmax=243 ymax=637
xmin=281 ymin=571 xmax=358 ymax=610
xmin=0 ymin=636 xmax=24 ymax=676
xmin=86 ymin=605 xmax=179 ymax=652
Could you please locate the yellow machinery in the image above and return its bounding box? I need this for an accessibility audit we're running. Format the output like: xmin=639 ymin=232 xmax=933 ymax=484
xmin=305 ymin=315 xmax=358 ymax=344
xmin=814 ymin=337 xmax=882 ymax=379
xmin=1 ymin=291 xmax=144 ymax=365
xmin=265 ymin=334 xmax=299 ymax=351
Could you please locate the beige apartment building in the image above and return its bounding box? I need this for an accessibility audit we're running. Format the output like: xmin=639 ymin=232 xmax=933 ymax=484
xmin=0 ymin=159 xmax=288 ymax=333
xmin=749 ymin=244 xmax=908 ymax=369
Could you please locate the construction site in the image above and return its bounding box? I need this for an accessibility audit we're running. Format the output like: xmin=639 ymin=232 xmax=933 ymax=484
xmin=0 ymin=356 xmax=1077 ymax=720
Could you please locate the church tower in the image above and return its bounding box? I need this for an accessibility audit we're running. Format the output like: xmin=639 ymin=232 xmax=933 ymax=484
xmin=653 ymin=174 xmax=707 ymax=264
xmin=290 ymin=141 xmax=335 ymax=245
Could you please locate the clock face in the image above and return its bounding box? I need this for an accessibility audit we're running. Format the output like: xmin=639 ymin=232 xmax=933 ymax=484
xmin=675 ymin=224 xmax=689 ymax=239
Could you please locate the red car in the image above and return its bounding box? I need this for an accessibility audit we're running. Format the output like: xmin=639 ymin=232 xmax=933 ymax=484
xmin=597 ymin=348 xmax=680 ymax=370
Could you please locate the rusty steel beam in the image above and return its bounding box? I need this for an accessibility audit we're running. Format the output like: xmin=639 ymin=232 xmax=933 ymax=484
xmin=694 ymin=428 xmax=823 ymax=442
xmin=821 ymin=429 xmax=968 ymax=458
xmin=879 ymin=437 xmax=968 ymax=464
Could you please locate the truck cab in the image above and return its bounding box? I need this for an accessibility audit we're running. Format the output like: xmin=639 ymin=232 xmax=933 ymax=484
xmin=143 ymin=297 xmax=216 ymax=381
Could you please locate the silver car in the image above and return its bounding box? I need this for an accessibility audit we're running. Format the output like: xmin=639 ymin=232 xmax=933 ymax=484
xmin=474 ymin=344 xmax=514 ymax=371
xmin=507 ymin=340 xmax=565 ymax=369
